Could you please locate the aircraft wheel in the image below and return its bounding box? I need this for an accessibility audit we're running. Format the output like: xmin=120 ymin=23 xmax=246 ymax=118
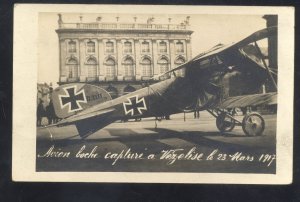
xmin=242 ymin=112 xmax=265 ymax=136
xmin=216 ymin=112 xmax=235 ymax=133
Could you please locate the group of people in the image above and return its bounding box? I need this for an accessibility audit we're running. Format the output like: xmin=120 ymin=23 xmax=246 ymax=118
xmin=37 ymin=99 xmax=60 ymax=126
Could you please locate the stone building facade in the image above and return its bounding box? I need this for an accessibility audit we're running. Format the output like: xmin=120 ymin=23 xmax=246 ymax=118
xmin=56 ymin=14 xmax=193 ymax=98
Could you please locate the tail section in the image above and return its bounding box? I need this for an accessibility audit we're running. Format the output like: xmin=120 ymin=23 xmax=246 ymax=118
xmin=51 ymin=83 xmax=112 ymax=119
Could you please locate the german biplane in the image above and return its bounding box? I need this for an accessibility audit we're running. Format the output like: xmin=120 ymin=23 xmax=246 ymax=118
xmin=44 ymin=26 xmax=277 ymax=139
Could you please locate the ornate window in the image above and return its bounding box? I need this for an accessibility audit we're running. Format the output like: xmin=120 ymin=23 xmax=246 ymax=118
xmin=158 ymin=58 xmax=170 ymax=80
xmin=123 ymin=85 xmax=136 ymax=95
xmin=123 ymin=58 xmax=134 ymax=77
xmin=174 ymin=57 xmax=186 ymax=77
xmin=68 ymin=41 xmax=76 ymax=53
xmin=86 ymin=58 xmax=97 ymax=78
xmin=87 ymin=41 xmax=95 ymax=53
xmin=158 ymin=58 xmax=169 ymax=74
xmin=141 ymin=41 xmax=150 ymax=53
xmin=106 ymin=85 xmax=118 ymax=99
xmin=124 ymin=41 xmax=132 ymax=53
xmin=175 ymin=57 xmax=185 ymax=66
xmin=141 ymin=58 xmax=152 ymax=77
xmin=176 ymin=41 xmax=184 ymax=54
xmin=105 ymin=58 xmax=116 ymax=77
xmin=67 ymin=58 xmax=78 ymax=79
xmin=105 ymin=41 xmax=114 ymax=53
xmin=158 ymin=41 xmax=167 ymax=53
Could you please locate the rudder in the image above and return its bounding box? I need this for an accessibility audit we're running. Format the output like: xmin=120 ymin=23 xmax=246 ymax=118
xmin=51 ymin=83 xmax=112 ymax=119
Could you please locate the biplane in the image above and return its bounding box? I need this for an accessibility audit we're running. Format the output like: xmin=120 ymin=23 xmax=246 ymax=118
xmin=45 ymin=26 xmax=277 ymax=139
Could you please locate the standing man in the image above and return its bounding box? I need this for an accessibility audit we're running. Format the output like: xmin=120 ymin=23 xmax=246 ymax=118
xmin=37 ymin=99 xmax=45 ymax=126
xmin=194 ymin=97 xmax=200 ymax=119
xmin=194 ymin=107 xmax=200 ymax=119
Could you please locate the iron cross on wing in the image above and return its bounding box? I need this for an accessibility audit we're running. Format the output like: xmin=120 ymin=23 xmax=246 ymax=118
xmin=59 ymin=86 xmax=87 ymax=113
xmin=123 ymin=95 xmax=147 ymax=116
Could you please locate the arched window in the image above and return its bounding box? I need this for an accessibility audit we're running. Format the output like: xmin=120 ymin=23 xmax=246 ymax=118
xmin=124 ymin=41 xmax=132 ymax=53
xmin=158 ymin=58 xmax=169 ymax=74
xmin=106 ymin=86 xmax=118 ymax=99
xmin=141 ymin=58 xmax=152 ymax=77
xmin=159 ymin=41 xmax=167 ymax=53
xmin=141 ymin=41 xmax=150 ymax=53
xmin=105 ymin=58 xmax=116 ymax=78
xmin=105 ymin=41 xmax=114 ymax=53
xmin=158 ymin=58 xmax=170 ymax=80
xmin=123 ymin=58 xmax=134 ymax=77
xmin=123 ymin=85 xmax=136 ymax=95
xmin=176 ymin=41 xmax=184 ymax=54
xmin=174 ymin=57 xmax=186 ymax=77
xmin=87 ymin=41 xmax=95 ymax=53
xmin=68 ymin=41 xmax=76 ymax=53
xmin=86 ymin=58 xmax=97 ymax=78
xmin=67 ymin=58 xmax=78 ymax=79
xmin=175 ymin=57 xmax=185 ymax=66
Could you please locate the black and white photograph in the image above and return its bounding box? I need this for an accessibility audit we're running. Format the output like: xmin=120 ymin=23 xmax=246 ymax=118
xmin=12 ymin=5 xmax=294 ymax=183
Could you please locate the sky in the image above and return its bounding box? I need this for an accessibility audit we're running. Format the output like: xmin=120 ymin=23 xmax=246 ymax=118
xmin=38 ymin=13 xmax=266 ymax=87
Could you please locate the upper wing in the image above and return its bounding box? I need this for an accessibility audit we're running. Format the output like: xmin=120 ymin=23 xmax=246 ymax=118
xmin=217 ymin=92 xmax=277 ymax=109
xmin=153 ymin=26 xmax=277 ymax=79
xmin=192 ymin=26 xmax=277 ymax=62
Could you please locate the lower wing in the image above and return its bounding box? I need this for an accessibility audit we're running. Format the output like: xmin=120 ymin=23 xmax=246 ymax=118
xmin=218 ymin=92 xmax=277 ymax=108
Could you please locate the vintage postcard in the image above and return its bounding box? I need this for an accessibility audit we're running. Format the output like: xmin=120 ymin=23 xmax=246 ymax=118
xmin=13 ymin=5 xmax=294 ymax=183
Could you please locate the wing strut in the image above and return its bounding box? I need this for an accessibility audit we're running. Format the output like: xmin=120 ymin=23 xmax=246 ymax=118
xmin=254 ymin=41 xmax=277 ymax=91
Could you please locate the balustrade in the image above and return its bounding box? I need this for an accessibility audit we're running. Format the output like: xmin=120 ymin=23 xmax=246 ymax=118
xmin=59 ymin=22 xmax=188 ymax=31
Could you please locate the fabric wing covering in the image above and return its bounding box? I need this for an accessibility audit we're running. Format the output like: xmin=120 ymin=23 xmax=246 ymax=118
xmin=219 ymin=92 xmax=277 ymax=108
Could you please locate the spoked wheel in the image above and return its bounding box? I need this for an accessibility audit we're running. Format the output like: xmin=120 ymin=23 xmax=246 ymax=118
xmin=242 ymin=112 xmax=265 ymax=136
xmin=216 ymin=112 xmax=236 ymax=133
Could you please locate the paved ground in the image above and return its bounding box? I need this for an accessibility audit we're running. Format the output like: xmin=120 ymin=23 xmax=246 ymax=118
xmin=36 ymin=111 xmax=276 ymax=173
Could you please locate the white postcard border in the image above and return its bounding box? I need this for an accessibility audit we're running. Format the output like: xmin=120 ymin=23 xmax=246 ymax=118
xmin=12 ymin=4 xmax=294 ymax=184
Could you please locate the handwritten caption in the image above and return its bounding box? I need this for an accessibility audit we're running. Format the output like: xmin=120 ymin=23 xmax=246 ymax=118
xmin=38 ymin=145 xmax=276 ymax=167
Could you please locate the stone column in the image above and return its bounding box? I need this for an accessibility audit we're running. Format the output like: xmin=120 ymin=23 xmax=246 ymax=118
xmin=91 ymin=39 xmax=99 ymax=77
xmin=117 ymin=39 xmax=123 ymax=81
xmin=79 ymin=39 xmax=86 ymax=82
xmin=169 ymin=40 xmax=175 ymax=69
xmin=134 ymin=39 xmax=141 ymax=80
xmin=186 ymin=38 xmax=192 ymax=60
xmin=129 ymin=39 xmax=135 ymax=76
xmin=59 ymin=38 xmax=67 ymax=82
xmin=98 ymin=39 xmax=105 ymax=81
xmin=152 ymin=39 xmax=159 ymax=75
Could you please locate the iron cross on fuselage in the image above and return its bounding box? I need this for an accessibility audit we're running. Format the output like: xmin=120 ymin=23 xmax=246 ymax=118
xmin=123 ymin=95 xmax=147 ymax=116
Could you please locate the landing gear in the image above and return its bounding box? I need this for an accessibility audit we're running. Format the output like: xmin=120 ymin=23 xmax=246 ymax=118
xmin=242 ymin=112 xmax=265 ymax=136
xmin=207 ymin=109 xmax=265 ymax=136
xmin=216 ymin=112 xmax=235 ymax=132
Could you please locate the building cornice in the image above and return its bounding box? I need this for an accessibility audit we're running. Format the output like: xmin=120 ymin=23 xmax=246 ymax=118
xmin=56 ymin=28 xmax=193 ymax=35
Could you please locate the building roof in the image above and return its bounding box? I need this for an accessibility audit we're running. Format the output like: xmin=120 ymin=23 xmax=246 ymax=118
xmin=56 ymin=14 xmax=193 ymax=35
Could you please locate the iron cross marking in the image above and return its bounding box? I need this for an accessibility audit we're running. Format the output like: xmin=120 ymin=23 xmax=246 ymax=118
xmin=123 ymin=95 xmax=147 ymax=116
xmin=59 ymin=86 xmax=87 ymax=113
